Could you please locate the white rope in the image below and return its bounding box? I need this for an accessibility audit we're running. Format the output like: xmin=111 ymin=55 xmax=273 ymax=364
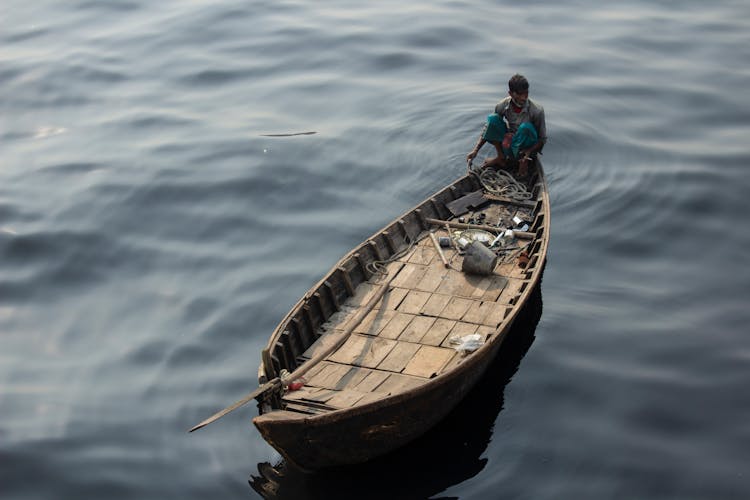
xmin=478 ymin=168 xmax=532 ymax=201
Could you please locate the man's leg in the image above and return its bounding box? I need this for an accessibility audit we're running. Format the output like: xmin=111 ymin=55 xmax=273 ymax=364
xmin=511 ymin=122 xmax=538 ymax=176
xmin=481 ymin=114 xmax=508 ymax=167
xmin=482 ymin=141 xmax=506 ymax=168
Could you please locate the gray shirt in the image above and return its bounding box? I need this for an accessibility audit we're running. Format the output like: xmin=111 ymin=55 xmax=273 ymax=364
xmin=494 ymin=96 xmax=547 ymax=143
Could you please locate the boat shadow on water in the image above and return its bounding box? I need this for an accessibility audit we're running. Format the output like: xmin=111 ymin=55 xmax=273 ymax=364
xmin=249 ymin=274 xmax=545 ymax=500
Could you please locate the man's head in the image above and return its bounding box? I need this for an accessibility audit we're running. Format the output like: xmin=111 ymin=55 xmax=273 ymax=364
xmin=508 ymin=74 xmax=529 ymax=107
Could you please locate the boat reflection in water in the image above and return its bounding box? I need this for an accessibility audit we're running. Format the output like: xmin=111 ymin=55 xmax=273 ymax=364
xmin=249 ymin=276 xmax=544 ymax=499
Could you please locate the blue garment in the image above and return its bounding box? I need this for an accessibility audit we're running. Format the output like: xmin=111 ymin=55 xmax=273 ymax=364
xmin=483 ymin=113 xmax=538 ymax=158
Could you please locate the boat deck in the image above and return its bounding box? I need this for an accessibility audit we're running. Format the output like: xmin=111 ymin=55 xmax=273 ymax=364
xmin=279 ymin=205 xmax=534 ymax=416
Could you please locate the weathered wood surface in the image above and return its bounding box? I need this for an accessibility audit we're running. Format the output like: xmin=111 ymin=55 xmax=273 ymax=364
xmin=426 ymin=218 xmax=536 ymax=240
xmin=253 ymin=160 xmax=550 ymax=470
xmin=428 ymin=232 xmax=450 ymax=268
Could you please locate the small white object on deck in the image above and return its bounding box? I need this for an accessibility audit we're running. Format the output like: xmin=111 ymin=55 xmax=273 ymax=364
xmin=448 ymin=333 xmax=484 ymax=355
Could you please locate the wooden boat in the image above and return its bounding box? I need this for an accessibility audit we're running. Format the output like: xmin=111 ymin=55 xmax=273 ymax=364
xmin=252 ymin=159 xmax=550 ymax=470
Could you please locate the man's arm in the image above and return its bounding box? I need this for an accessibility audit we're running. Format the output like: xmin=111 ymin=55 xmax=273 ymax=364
xmin=466 ymin=135 xmax=486 ymax=164
xmin=466 ymin=118 xmax=490 ymax=166
xmin=522 ymin=106 xmax=547 ymax=157
xmin=468 ymin=100 xmax=508 ymax=166
xmin=520 ymin=139 xmax=545 ymax=157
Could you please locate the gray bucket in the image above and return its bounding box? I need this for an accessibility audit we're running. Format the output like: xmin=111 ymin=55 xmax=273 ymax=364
xmin=461 ymin=241 xmax=497 ymax=275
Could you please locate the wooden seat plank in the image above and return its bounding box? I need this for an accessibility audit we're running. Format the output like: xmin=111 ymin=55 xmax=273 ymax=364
xmin=378 ymin=312 xmax=415 ymax=340
xmin=434 ymin=269 xmax=470 ymax=296
xmin=301 ymin=362 xmax=373 ymax=391
xmin=283 ymin=402 xmax=331 ymax=415
xmin=283 ymin=387 xmax=339 ymax=405
xmin=440 ymin=297 xmax=474 ymax=320
xmin=420 ymin=318 xmax=456 ymax=346
xmin=415 ymin=266 xmax=449 ymax=293
xmin=497 ymin=278 xmax=523 ymax=304
xmin=407 ymin=245 xmax=435 ymax=266
xmin=391 ymin=263 xmax=428 ymax=289
xmin=282 ymin=386 xmax=327 ymax=402
xmin=467 ymin=276 xmax=493 ymax=299
xmin=377 ymin=287 xmax=409 ymax=311
xmin=302 ymin=388 xmax=339 ymax=403
xmin=332 ymin=366 xmax=378 ymax=390
xmin=440 ymin=351 xmax=467 ymax=374
xmin=356 ymin=391 xmax=388 ymax=405
xmin=304 ymin=362 xmax=356 ymax=390
xmin=377 ymin=342 xmax=422 ymax=373
xmin=383 ymin=259 xmax=408 ymax=277
xmin=460 ymin=301 xmax=507 ymax=327
xmin=482 ymin=304 xmax=508 ymax=327
xmin=300 ymin=362 xmax=327 ymax=380
xmin=354 ymin=370 xmax=391 ymax=393
xmin=326 ymin=389 xmax=367 ymax=409
xmin=435 ymin=270 xmax=487 ymax=298
xmin=354 ymin=308 xmax=397 ymax=336
xmin=454 ymin=273 xmax=491 ymax=298
xmin=397 ymin=290 xmax=432 ymax=315
xmin=445 ymin=189 xmax=488 ymax=216
xmin=476 ymin=325 xmax=496 ymax=340
xmin=462 ymin=301 xmax=500 ymax=325
xmin=420 ymin=293 xmax=451 ymax=317
xmin=301 ymin=330 xmax=343 ymax=359
xmin=402 ymin=346 xmax=456 ymax=378
xmin=478 ymin=275 xmax=508 ymax=301
xmin=397 ymin=315 xmax=436 ymax=343
xmin=327 ymin=334 xmax=398 ymax=368
xmin=376 ymin=373 xmax=427 ymax=395
xmin=400 ymin=265 xmax=431 ymax=289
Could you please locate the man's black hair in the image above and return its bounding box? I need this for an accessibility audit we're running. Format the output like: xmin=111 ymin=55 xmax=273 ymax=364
xmin=508 ymin=74 xmax=529 ymax=93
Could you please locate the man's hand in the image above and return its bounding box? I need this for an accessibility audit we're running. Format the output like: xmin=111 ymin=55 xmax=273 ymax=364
xmin=466 ymin=150 xmax=479 ymax=172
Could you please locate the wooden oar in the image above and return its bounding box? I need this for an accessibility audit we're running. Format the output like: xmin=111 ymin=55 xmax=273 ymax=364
xmin=189 ymin=263 xmax=404 ymax=433
xmin=189 ymin=378 xmax=282 ymax=432
xmin=428 ymin=232 xmax=450 ymax=268
xmin=426 ymin=218 xmax=535 ymax=240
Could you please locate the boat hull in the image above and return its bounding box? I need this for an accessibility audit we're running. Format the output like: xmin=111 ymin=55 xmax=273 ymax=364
xmin=253 ymin=159 xmax=550 ymax=470
xmin=254 ymin=318 xmax=510 ymax=470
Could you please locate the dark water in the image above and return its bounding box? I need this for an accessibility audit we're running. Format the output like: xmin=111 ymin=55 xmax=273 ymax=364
xmin=2 ymin=1 xmax=750 ymax=499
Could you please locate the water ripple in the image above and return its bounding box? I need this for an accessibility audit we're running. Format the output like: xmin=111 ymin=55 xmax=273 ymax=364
xmin=2 ymin=1 xmax=750 ymax=499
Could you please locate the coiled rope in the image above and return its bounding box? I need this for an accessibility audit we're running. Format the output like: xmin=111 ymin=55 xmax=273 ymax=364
xmin=478 ymin=168 xmax=532 ymax=201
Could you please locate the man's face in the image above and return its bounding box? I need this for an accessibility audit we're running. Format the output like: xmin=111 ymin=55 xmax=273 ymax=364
xmin=509 ymin=89 xmax=528 ymax=107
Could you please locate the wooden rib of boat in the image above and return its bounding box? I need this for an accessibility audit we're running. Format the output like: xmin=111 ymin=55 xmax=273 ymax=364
xmin=253 ymin=159 xmax=550 ymax=471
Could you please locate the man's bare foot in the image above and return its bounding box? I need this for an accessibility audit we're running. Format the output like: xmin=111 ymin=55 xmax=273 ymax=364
xmin=482 ymin=156 xmax=506 ymax=168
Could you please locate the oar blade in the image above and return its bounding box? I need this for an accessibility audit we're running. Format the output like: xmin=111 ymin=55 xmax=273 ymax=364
xmin=189 ymin=378 xmax=279 ymax=433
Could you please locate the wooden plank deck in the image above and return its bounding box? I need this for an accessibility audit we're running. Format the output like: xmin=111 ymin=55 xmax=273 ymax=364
xmin=283 ymin=201 xmax=531 ymax=414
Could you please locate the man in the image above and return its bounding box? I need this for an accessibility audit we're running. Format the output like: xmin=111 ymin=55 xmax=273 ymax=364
xmin=466 ymin=74 xmax=547 ymax=177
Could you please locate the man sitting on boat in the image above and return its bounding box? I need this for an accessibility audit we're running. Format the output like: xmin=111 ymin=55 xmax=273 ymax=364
xmin=466 ymin=74 xmax=547 ymax=177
